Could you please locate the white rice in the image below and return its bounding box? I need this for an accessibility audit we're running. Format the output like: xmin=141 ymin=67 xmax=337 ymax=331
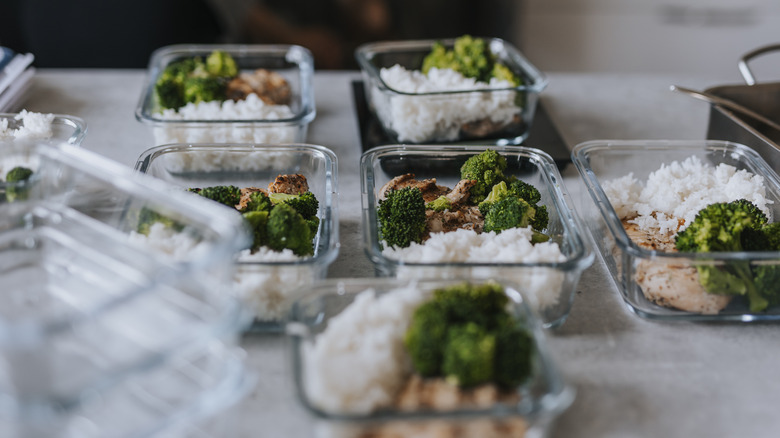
xmin=383 ymin=228 xmax=566 ymax=310
xmin=303 ymin=283 xmax=427 ymax=414
xmin=153 ymin=93 xmax=299 ymax=145
xmin=0 ymin=110 xmax=55 ymax=140
xmin=127 ymin=222 xmax=211 ymax=261
xmin=154 ymin=149 xmax=297 ymax=174
xmin=603 ymin=155 xmax=772 ymax=236
xmin=374 ymin=65 xmax=519 ymax=143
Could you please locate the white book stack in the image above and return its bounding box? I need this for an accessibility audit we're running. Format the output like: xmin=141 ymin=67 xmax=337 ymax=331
xmin=0 ymin=47 xmax=35 ymax=112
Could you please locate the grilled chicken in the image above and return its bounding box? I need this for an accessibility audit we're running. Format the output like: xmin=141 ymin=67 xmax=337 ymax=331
xmin=426 ymin=205 xmax=483 ymax=235
xmin=268 ymin=174 xmax=308 ymax=195
xmin=237 ymin=187 xmax=267 ymax=211
xmin=377 ymin=173 xmax=448 ymax=202
xmin=226 ymin=69 xmax=291 ymax=105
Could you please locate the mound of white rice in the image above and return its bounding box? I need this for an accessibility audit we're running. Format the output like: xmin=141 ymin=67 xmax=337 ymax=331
xmin=374 ymin=65 xmax=519 ymax=142
xmin=303 ymin=283 xmax=427 ymax=414
xmin=603 ymin=156 xmax=772 ymax=236
xmin=155 ymin=149 xmax=297 ymax=174
xmin=383 ymin=228 xmax=566 ymax=310
xmin=0 ymin=110 xmax=55 ymax=140
xmin=153 ymin=93 xmax=299 ymax=145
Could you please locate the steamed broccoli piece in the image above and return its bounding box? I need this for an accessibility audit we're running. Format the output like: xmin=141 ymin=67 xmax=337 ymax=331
xmin=242 ymin=210 xmax=269 ymax=251
xmin=478 ymin=181 xmax=510 ymax=216
xmin=460 ymin=149 xmax=507 ymax=204
xmin=422 ymin=35 xmax=491 ymax=82
xmin=154 ymin=58 xmax=199 ymax=110
xmin=483 ymin=196 xmax=535 ymax=234
xmin=530 ymin=204 xmax=549 ymax=232
xmin=433 ymin=281 xmax=510 ymax=329
xmin=268 ymin=191 xmax=319 ymax=220
xmin=494 ymin=323 xmax=534 ymax=388
xmin=240 ymin=191 xmax=273 ymax=213
xmin=189 ymin=185 xmax=241 ymax=208
xmin=508 ymin=179 xmax=542 ymax=205
xmin=4 ymin=166 xmax=34 ymax=202
xmin=675 ymin=199 xmax=770 ymax=312
xmin=267 ymin=203 xmax=314 ymax=256
xmin=206 ymin=50 xmax=238 ymax=77
xmin=404 ymin=301 xmax=449 ymax=377
xmin=182 ymin=76 xmax=226 ymax=105
xmin=480 ymin=180 xmax=549 ymax=234
xmin=306 ymin=216 xmax=320 ymax=236
xmin=426 ymin=195 xmax=452 ymax=212
xmin=136 ymin=207 xmax=184 ymax=236
xmin=377 ymin=186 xmax=427 ymax=248
xmin=491 ymin=63 xmax=522 ymax=87
xmin=443 ymin=322 xmax=496 ymax=387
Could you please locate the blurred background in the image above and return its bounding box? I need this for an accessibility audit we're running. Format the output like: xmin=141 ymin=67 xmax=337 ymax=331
xmin=2 ymin=0 xmax=780 ymax=77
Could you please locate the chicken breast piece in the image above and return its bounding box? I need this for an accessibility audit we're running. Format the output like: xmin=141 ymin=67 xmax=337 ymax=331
xmin=268 ymin=174 xmax=308 ymax=195
xmin=237 ymin=187 xmax=267 ymax=211
xmin=444 ymin=179 xmax=477 ymax=207
xmin=377 ymin=173 xmax=448 ymax=203
xmin=426 ymin=205 xmax=483 ymax=236
xmin=636 ymin=260 xmax=733 ymax=314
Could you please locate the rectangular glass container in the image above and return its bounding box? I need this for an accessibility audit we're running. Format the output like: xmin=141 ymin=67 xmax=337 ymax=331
xmin=135 ymin=143 xmax=339 ymax=330
xmin=355 ymin=38 xmax=547 ymax=145
xmin=287 ymin=278 xmax=574 ymax=437
xmin=135 ymin=44 xmax=315 ymax=145
xmin=572 ymin=139 xmax=780 ymax=321
xmin=361 ymin=145 xmax=592 ymax=328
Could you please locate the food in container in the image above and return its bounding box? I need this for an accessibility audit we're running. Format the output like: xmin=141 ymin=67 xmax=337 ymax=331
xmin=361 ymin=145 xmax=592 ymax=328
xmin=135 ymin=45 xmax=315 ymax=145
xmin=135 ymin=143 xmax=339 ymax=330
xmin=287 ymin=278 xmax=573 ymax=438
xmin=573 ymin=139 xmax=780 ymax=321
xmin=355 ymin=36 xmax=547 ymax=145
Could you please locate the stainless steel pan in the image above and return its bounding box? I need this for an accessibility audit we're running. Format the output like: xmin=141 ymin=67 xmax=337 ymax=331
xmin=705 ymin=44 xmax=780 ymax=170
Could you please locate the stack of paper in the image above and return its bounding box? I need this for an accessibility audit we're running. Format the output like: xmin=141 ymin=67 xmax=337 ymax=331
xmin=0 ymin=47 xmax=35 ymax=112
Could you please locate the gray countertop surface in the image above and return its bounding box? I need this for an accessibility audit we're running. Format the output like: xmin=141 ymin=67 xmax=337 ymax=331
xmin=21 ymin=69 xmax=780 ymax=438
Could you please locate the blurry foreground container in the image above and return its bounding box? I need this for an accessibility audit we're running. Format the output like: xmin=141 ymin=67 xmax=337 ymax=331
xmin=0 ymin=142 xmax=254 ymax=437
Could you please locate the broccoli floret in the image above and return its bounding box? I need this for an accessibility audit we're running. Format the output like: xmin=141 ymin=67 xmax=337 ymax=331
xmin=442 ymin=322 xmax=496 ymax=387
xmin=377 ymin=186 xmax=427 ymax=248
xmin=190 ymin=185 xmax=241 ymax=208
xmin=478 ymin=181 xmax=510 ymax=216
xmin=268 ymin=192 xmax=319 ymax=220
xmin=154 ymin=58 xmax=200 ymax=110
xmin=426 ymin=195 xmax=452 ymax=212
xmin=136 ymin=207 xmax=184 ymax=236
xmin=483 ymin=196 xmax=535 ymax=234
xmin=491 ymin=63 xmax=522 ymax=87
xmin=460 ymin=149 xmax=507 ymax=204
xmin=494 ymin=323 xmax=534 ymax=388
xmin=206 ymin=50 xmax=238 ymax=77
xmin=675 ymin=199 xmax=770 ymax=312
xmin=530 ymin=204 xmax=549 ymax=231
xmin=432 ymin=281 xmax=509 ymax=329
xmin=4 ymin=166 xmax=34 ymax=202
xmin=306 ymin=216 xmax=320 ymax=236
xmin=182 ymin=76 xmax=226 ymax=104
xmin=242 ymin=210 xmax=269 ymax=251
xmin=508 ymin=179 xmax=542 ymax=205
xmin=240 ymin=190 xmax=273 ymax=213
xmin=267 ymin=203 xmax=314 ymax=256
xmin=422 ymin=35 xmax=492 ymax=82
xmin=404 ymin=301 xmax=449 ymax=377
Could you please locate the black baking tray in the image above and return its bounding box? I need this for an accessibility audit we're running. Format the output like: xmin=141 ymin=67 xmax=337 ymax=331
xmin=352 ymin=80 xmax=570 ymax=170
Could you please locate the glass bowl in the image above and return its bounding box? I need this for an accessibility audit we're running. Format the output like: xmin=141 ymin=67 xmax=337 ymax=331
xmin=355 ymin=38 xmax=547 ymax=145
xmin=0 ymin=112 xmax=86 ymax=145
xmin=360 ymin=145 xmax=593 ymax=328
xmin=135 ymin=143 xmax=339 ymax=331
xmin=135 ymin=44 xmax=315 ymax=145
xmin=287 ymin=277 xmax=574 ymax=437
xmin=572 ymin=139 xmax=780 ymax=322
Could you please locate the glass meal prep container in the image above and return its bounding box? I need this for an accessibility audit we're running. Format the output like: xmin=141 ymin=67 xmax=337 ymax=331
xmin=0 ymin=143 xmax=253 ymax=436
xmin=135 ymin=44 xmax=315 ymax=146
xmin=286 ymin=278 xmax=574 ymax=438
xmin=361 ymin=145 xmax=593 ymax=329
xmin=135 ymin=143 xmax=339 ymax=331
xmin=572 ymin=139 xmax=780 ymax=322
xmin=355 ymin=38 xmax=547 ymax=145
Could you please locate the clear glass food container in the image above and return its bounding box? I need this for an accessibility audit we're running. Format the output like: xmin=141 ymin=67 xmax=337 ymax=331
xmin=361 ymin=145 xmax=593 ymax=328
xmin=135 ymin=44 xmax=315 ymax=145
xmin=572 ymin=139 xmax=780 ymax=321
xmin=0 ymin=112 xmax=86 ymax=145
xmin=286 ymin=278 xmax=574 ymax=438
xmin=355 ymin=38 xmax=547 ymax=145
xmin=135 ymin=143 xmax=339 ymax=331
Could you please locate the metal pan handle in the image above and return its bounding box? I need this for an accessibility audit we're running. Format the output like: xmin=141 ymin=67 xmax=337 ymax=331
xmin=738 ymin=43 xmax=780 ymax=86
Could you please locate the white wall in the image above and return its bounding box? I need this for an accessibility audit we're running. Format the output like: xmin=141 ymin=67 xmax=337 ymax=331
xmin=517 ymin=0 xmax=780 ymax=80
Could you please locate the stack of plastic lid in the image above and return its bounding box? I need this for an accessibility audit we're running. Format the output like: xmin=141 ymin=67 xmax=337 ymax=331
xmin=0 ymin=140 xmax=254 ymax=437
xmin=0 ymin=48 xmax=34 ymax=112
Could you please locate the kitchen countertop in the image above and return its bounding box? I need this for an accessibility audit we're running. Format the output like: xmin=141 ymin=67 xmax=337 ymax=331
xmin=21 ymin=69 xmax=780 ymax=438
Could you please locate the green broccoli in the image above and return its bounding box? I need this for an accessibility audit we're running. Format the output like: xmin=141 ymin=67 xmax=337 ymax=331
xmin=154 ymin=58 xmax=199 ymax=110
xmin=530 ymin=204 xmax=549 ymax=232
xmin=182 ymin=76 xmax=226 ymax=105
xmin=508 ymin=179 xmax=542 ymax=205
xmin=426 ymin=195 xmax=452 ymax=212
xmin=240 ymin=190 xmax=273 ymax=213
xmin=136 ymin=207 xmax=184 ymax=236
xmin=491 ymin=63 xmax=522 ymax=87
xmin=242 ymin=210 xmax=270 ymax=251
xmin=478 ymin=181 xmax=510 ymax=216
xmin=4 ymin=166 xmax=34 ymax=202
xmin=675 ymin=199 xmax=770 ymax=312
xmin=206 ymin=50 xmax=238 ymax=77
xmin=432 ymin=281 xmax=510 ymax=329
xmin=442 ymin=322 xmax=496 ymax=387
xmin=460 ymin=149 xmax=507 ymax=204
xmin=479 ymin=179 xmax=549 ymax=234
xmin=421 ymin=35 xmax=520 ymax=85
xmin=494 ymin=322 xmax=534 ymax=388
xmin=404 ymin=301 xmax=449 ymax=377
xmin=189 ymin=185 xmax=241 ymax=208
xmin=483 ymin=196 xmax=535 ymax=234
xmin=269 ymin=191 xmax=319 ymax=220
xmin=377 ymin=186 xmax=427 ymax=248
xmin=267 ymin=203 xmax=314 ymax=256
